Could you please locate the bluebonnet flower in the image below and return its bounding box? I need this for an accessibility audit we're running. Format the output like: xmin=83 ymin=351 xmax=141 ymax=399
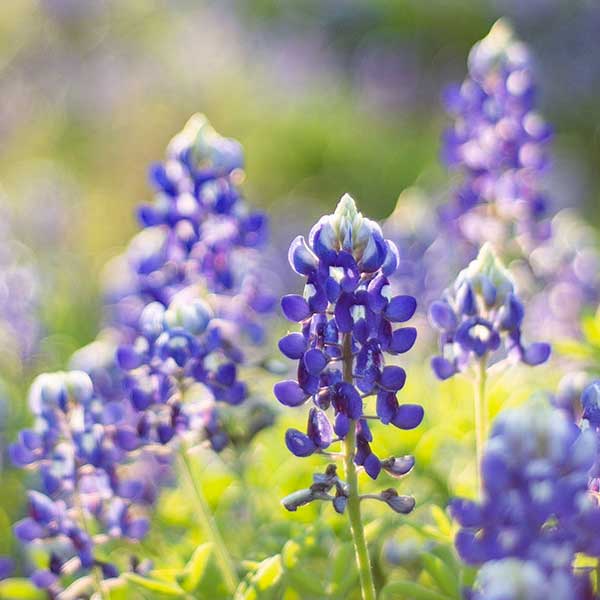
xmin=9 ymin=371 xmax=148 ymax=591
xmin=276 ymin=193 xmax=422 ymax=486
xmin=450 ymin=397 xmax=600 ymax=588
xmin=441 ymin=19 xmax=552 ymax=248
xmin=469 ymin=558 xmax=592 ymax=600
xmin=116 ymin=295 xmax=246 ymax=452
xmin=429 ymin=243 xmax=550 ymax=380
xmin=103 ymin=114 xmax=273 ymax=344
xmin=580 ymin=381 xmax=600 ymax=495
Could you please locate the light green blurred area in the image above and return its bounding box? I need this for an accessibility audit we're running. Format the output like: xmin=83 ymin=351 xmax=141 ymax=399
xmin=0 ymin=1 xmax=598 ymax=595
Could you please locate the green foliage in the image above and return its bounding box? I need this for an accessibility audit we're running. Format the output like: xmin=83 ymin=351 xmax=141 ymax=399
xmin=0 ymin=578 xmax=46 ymax=600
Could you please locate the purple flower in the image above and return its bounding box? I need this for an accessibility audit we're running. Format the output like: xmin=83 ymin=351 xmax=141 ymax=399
xmin=103 ymin=114 xmax=274 ymax=344
xmin=429 ymin=243 xmax=550 ymax=380
xmin=440 ymin=19 xmax=552 ymax=247
xmin=276 ymin=194 xmax=421 ymax=515
xmin=450 ymin=397 xmax=600 ymax=593
xmin=9 ymin=371 xmax=149 ymax=591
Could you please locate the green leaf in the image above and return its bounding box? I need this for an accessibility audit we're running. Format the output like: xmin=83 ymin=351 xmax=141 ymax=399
xmin=0 ymin=578 xmax=46 ymax=600
xmin=253 ymin=555 xmax=284 ymax=591
xmin=234 ymin=555 xmax=285 ymax=600
xmin=176 ymin=543 xmax=214 ymax=592
xmin=379 ymin=580 xmax=452 ymax=600
xmin=328 ymin=542 xmax=357 ymax=596
xmin=430 ymin=506 xmax=453 ymax=538
xmin=124 ymin=573 xmax=184 ymax=597
xmin=421 ymin=553 xmax=461 ymax=598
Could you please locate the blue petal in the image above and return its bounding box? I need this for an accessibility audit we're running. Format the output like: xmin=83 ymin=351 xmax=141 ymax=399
xmin=288 ymin=235 xmax=318 ymax=275
xmin=274 ymin=380 xmax=308 ymax=407
xmin=389 ymin=327 xmax=417 ymax=354
xmin=391 ymin=404 xmax=424 ymax=429
xmin=285 ymin=428 xmax=317 ymax=457
xmin=385 ymin=295 xmax=417 ymax=323
xmin=281 ymin=295 xmax=311 ymax=322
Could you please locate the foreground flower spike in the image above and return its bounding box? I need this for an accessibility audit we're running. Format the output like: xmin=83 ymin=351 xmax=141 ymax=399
xmin=10 ymin=371 xmax=148 ymax=594
xmin=429 ymin=243 xmax=550 ymax=488
xmin=441 ymin=19 xmax=552 ymax=246
xmin=450 ymin=398 xmax=600 ymax=598
xmin=276 ymin=194 xmax=422 ymax=600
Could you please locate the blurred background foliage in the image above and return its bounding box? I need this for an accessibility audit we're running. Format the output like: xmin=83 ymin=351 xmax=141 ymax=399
xmin=1 ymin=1 xmax=599 ymax=596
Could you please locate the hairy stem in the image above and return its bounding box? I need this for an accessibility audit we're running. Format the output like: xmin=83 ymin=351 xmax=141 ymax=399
xmin=178 ymin=446 xmax=239 ymax=593
xmin=473 ymin=357 xmax=488 ymax=494
xmin=342 ymin=333 xmax=377 ymax=600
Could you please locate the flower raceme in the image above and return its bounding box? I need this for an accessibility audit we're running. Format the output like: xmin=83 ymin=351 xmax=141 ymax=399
xmin=450 ymin=398 xmax=600 ymax=597
xmin=10 ymin=371 xmax=149 ymax=592
xmin=104 ymin=114 xmax=273 ymax=345
xmin=116 ymin=294 xmax=247 ymax=451
xmin=275 ymin=194 xmax=423 ymax=483
xmin=429 ymin=243 xmax=550 ymax=380
xmin=441 ymin=19 xmax=552 ymax=246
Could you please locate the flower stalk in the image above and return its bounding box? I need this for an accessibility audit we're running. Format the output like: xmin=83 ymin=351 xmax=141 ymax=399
xmin=341 ymin=333 xmax=376 ymax=600
xmin=177 ymin=446 xmax=239 ymax=594
xmin=473 ymin=357 xmax=488 ymax=494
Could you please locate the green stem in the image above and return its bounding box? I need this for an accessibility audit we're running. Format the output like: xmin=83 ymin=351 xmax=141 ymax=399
xmin=473 ymin=358 xmax=488 ymax=495
xmin=342 ymin=333 xmax=377 ymax=600
xmin=177 ymin=446 xmax=239 ymax=594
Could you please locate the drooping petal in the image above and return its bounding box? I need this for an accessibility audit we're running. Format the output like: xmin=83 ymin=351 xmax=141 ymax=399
xmin=274 ymin=380 xmax=308 ymax=407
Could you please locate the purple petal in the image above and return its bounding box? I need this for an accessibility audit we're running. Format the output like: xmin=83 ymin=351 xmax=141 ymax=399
xmin=9 ymin=442 xmax=35 ymax=466
xmin=31 ymin=570 xmax=58 ymax=589
xmin=381 ymin=240 xmax=400 ymax=276
xmin=303 ymin=348 xmax=328 ymax=376
xmin=126 ymin=518 xmax=149 ymax=540
xmin=288 ymin=235 xmax=318 ymax=275
xmin=334 ymin=293 xmax=354 ymax=333
xmin=428 ymin=301 xmax=457 ymax=331
xmin=307 ymin=408 xmax=334 ymax=448
xmin=116 ymin=345 xmax=143 ymax=370
xmin=281 ymin=295 xmax=311 ymax=322
xmin=431 ymin=356 xmax=457 ymax=380
xmin=14 ymin=518 xmax=44 ymax=542
xmin=227 ymin=381 xmax=247 ymax=405
xmin=0 ymin=557 xmax=14 ymax=581
xmin=380 ymin=366 xmax=406 ymax=391
xmin=278 ymin=333 xmax=307 ymax=359
xmin=522 ymin=342 xmax=551 ymax=366
xmin=116 ymin=427 xmax=140 ymax=451
xmin=449 ymin=498 xmax=483 ymax=528
xmin=364 ymin=453 xmax=381 ymax=479
xmin=389 ymin=327 xmax=417 ymax=354
xmin=386 ymin=295 xmax=417 ymax=322
xmin=391 ymin=404 xmax=424 ymax=430
xmin=285 ymin=428 xmax=317 ymax=457
xmin=376 ymin=391 xmax=398 ymax=425
xmin=334 ymin=413 xmax=350 ymax=438
xmin=216 ymin=363 xmax=237 ymax=387
xmin=274 ymin=380 xmax=308 ymax=407
xmin=366 ymin=275 xmax=389 ymax=313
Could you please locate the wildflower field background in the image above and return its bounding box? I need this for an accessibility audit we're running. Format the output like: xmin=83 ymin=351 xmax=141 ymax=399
xmin=2 ymin=2 xmax=600 ymax=599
